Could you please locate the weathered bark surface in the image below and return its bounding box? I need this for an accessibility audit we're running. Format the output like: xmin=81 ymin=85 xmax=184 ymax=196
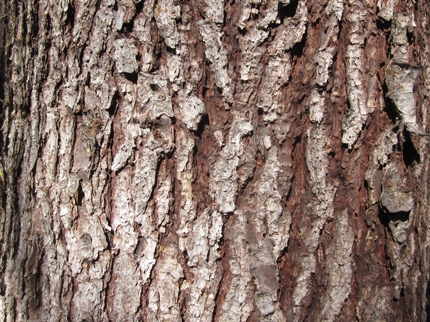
xmin=1 ymin=0 xmax=430 ymax=321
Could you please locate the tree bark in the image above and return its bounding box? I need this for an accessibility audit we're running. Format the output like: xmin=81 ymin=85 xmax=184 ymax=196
xmin=1 ymin=0 xmax=430 ymax=321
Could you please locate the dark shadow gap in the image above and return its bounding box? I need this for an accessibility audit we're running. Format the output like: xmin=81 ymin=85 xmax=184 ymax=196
xmin=426 ymin=279 xmax=430 ymax=322
xmin=278 ymin=0 xmax=299 ymax=23
xmin=290 ymin=31 xmax=307 ymax=59
xmin=378 ymin=207 xmax=410 ymax=227
xmin=135 ymin=1 xmax=144 ymax=16
xmin=381 ymin=83 xmax=399 ymax=124
xmin=402 ymin=130 xmax=421 ymax=166
xmin=124 ymin=72 xmax=138 ymax=84
xmin=66 ymin=2 xmax=75 ymax=30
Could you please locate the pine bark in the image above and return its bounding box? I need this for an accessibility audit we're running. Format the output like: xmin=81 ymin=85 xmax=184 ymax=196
xmin=1 ymin=0 xmax=430 ymax=321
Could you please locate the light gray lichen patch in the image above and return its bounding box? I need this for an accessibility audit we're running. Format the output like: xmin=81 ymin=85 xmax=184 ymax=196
xmin=274 ymin=0 xmax=308 ymax=50
xmin=175 ymin=128 xmax=223 ymax=321
xmin=109 ymin=71 xmax=175 ymax=313
xmin=309 ymin=0 xmax=343 ymax=127
xmin=65 ymin=213 xmax=108 ymax=275
xmin=236 ymin=0 xmax=262 ymax=30
xmin=315 ymin=47 xmax=337 ymax=87
xmin=381 ymin=190 xmax=414 ymax=214
xmin=220 ymin=146 xmax=289 ymax=321
xmin=256 ymin=147 xmax=291 ymax=259
xmin=175 ymin=130 xmax=197 ymax=239
xmin=114 ymin=0 xmax=137 ymax=30
xmin=133 ymin=10 xmax=156 ymax=73
xmin=175 ymin=130 xmax=222 ymax=320
xmin=133 ymin=150 xmax=161 ymax=215
xmin=72 ymin=279 xmax=105 ymax=322
xmin=384 ymin=13 xmax=426 ymax=136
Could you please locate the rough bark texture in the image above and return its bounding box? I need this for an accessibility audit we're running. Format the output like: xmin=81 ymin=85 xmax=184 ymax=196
xmin=1 ymin=0 xmax=430 ymax=321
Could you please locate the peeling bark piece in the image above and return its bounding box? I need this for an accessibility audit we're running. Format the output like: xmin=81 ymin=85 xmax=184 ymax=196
xmin=389 ymin=214 xmax=412 ymax=243
xmin=204 ymin=0 xmax=224 ymax=24
xmin=154 ymin=0 xmax=181 ymax=48
xmin=113 ymin=38 xmax=139 ymax=74
xmin=133 ymin=11 xmax=156 ymax=72
xmin=115 ymin=0 xmax=137 ymax=30
xmin=309 ymin=89 xmax=324 ymax=123
xmin=319 ymin=209 xmax=354 ymax=322
xmin=67 ymin=175 xmax=80 ymax=195
xmin=254 ymin=292 xmax=275 ymax=317
xmin=292 ymin=253 xmax=316 ymax=307
xmin=377 ymin=0 xmax=397 ymax=21
xmin=109 ymin=254 xmax=142 ymax=321
xmin=210 ymin=118 xmax=253 ymax=213
xmin=149 ymin=244 xmax=184 ymax=321
xmin=132 ymin=150 xmax=160 ymax=217
xmin=111 ymin=140 xmax=135 ymax=171
xmin=178 ymin=91 xmax=206 ymax=131
xmin=236 ymin=0 xmax=260 ymax=30
xmin=256 ymin=147 xmax=291 ymax=259
xmin=391 ymin=13 xmax=411 ymax=63
xmin=380 ymin=190 xmax=414 ymax=214
xmin=385 ymin=62 xmax=426 ymax=135
xmin=365 ymin=128 xmax=398 ymax=205
xmin=306 ymin=127 xmax=336 ymax=222
xmin=71 ymin=280 xmax=105 ymax=322
xmin=137 ymin=73 xmax=175 ymax=120
xmin=219 ymin=211 xmax=254 ymax=321
xmin=138 ymin=235 xmax=158 ymax=283
xmin=360 ymin=287 xmax=395 ymax=321
xmin=175 ymin=129 xmax=197 ymax=240
xmin=341 ymin=4 xmax=370 ymax=149
xmin=197 ymin=20 xmax=233 ymax=103
xmin=239 ymin=27 xmax=269 ymax=81
xmin=275 ymin=0 xmax=308 ymax=51
xmin=180 ymin=209 xmax=222 ymax=321
xmin=325 ymin=0 xmax=344 ymax=20
xmin=380 ymin=162 xmax=414 ymax=243
xmin=315 ymin=47 xmax=337 ymax=87
xmin=72 ymin=0 xmax=98 ymax=46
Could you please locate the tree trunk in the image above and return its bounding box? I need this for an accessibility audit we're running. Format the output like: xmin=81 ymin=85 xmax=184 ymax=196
xmin=1 ymin=0 xmax=430 ymax=321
